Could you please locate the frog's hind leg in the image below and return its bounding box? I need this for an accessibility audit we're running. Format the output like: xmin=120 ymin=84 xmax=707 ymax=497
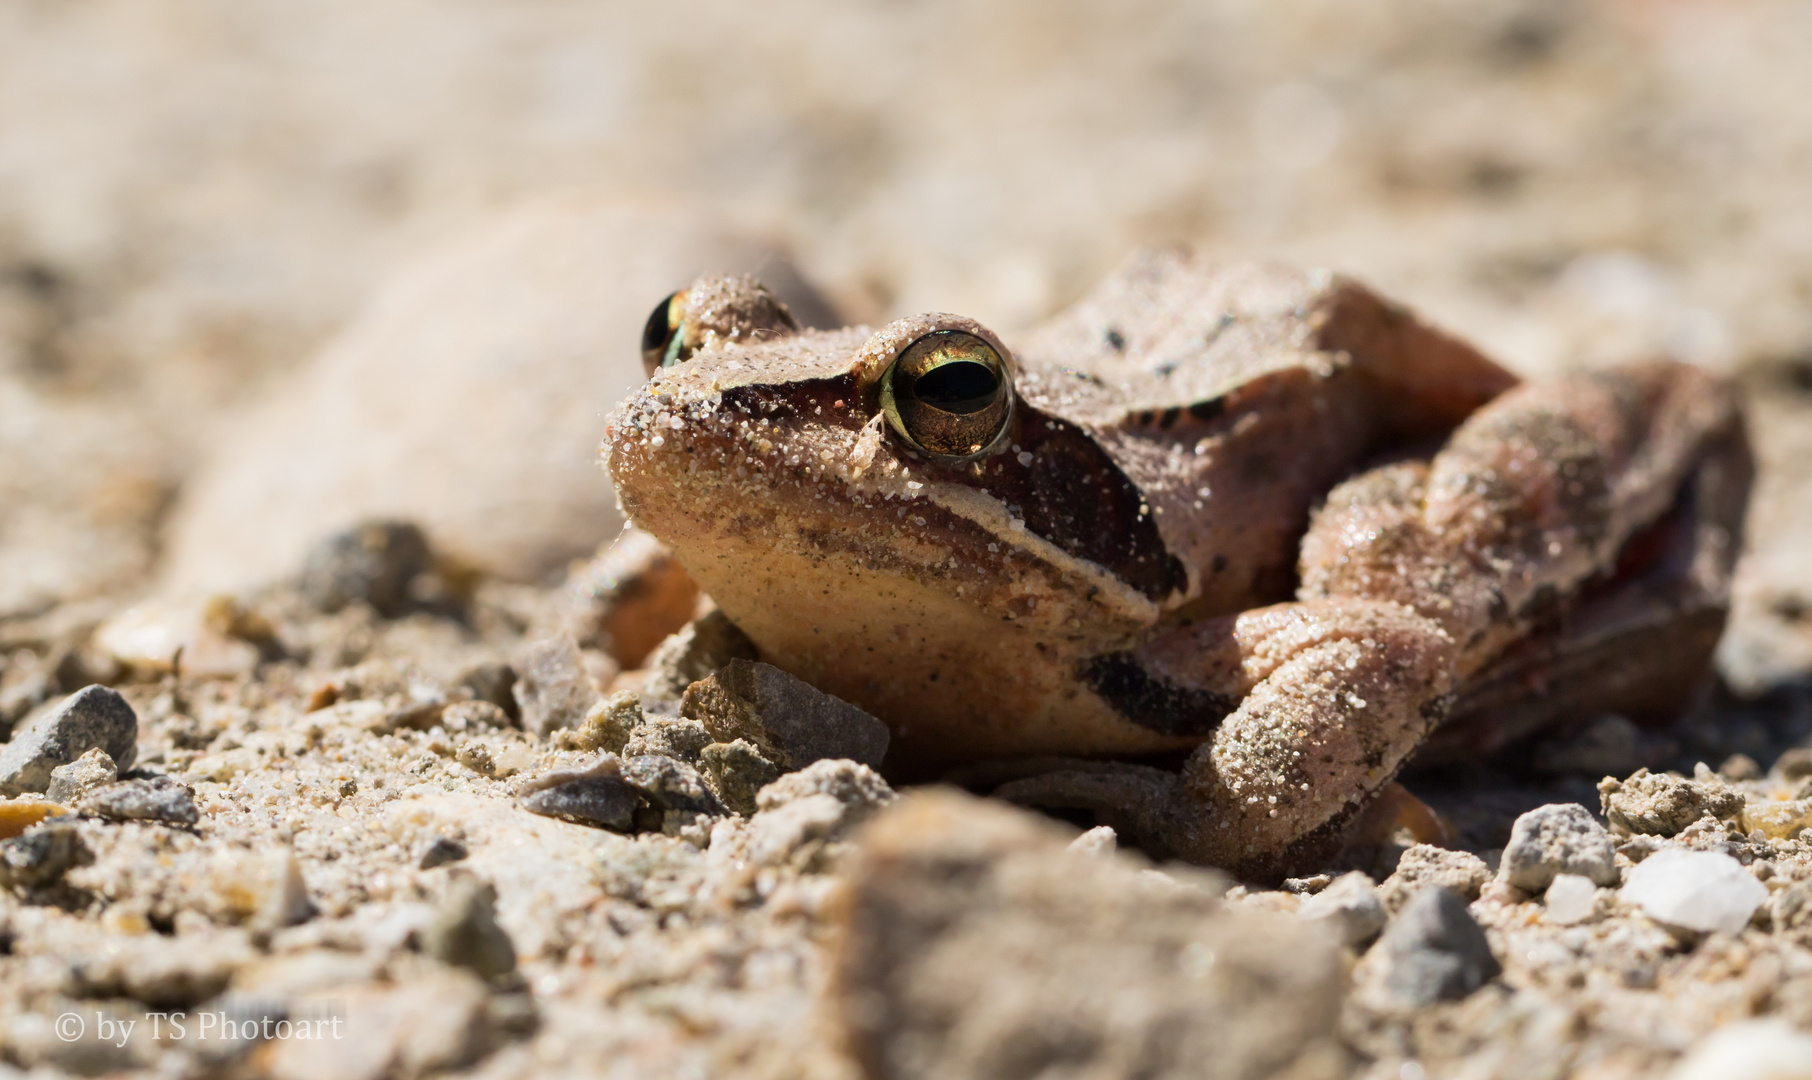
xmin=1008 ymin=360 xmax=1747 ymax=882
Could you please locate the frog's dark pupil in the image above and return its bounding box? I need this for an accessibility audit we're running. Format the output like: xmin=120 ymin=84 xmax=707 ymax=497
xmin=641 ymin=293 xmax=678 ymax=354
xmin=909 ymin=360 xmax=1000 ymax=415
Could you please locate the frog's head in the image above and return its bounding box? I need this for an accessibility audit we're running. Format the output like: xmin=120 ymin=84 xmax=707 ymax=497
xmin=604 ymin=276 xmax=1188 ymax=755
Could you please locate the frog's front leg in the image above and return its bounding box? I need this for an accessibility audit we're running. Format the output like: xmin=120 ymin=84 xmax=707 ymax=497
xmin=1001 ymin=599 xmax=1456 ymax=878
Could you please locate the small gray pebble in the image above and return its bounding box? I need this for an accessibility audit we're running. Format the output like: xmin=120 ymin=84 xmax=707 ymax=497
xmin=620 ymin=754 xmax=726 ymax=818
xmin=1500 ymin=803 xmax=1618 ymax=893
xmin=680 ymin=659 xmax=889 ymax=769
xmin=80 ymin=776 xmax=200 ymax=826
xmin=298 ymin=519 xmax=432 ymax=617
xmin=1372 ymin=887 xmax=1501 ymax=1008
xmin=421 ymin=877 xmax=516 ymax=980
xmin=455 ymin=741 xmax=496 ymax=777
xmin=519 ymin=757 xmax=640 ymax=832
xmin=0 ymin=820 xmax=91 ymax=889
xmin=511 ymin=636 xmax=601 ymax=737
xmin=0 ymin=685 xmax=139 ymax=796
xmin=454 ymin=662 xmax=519 ymax=723
xmin=1298 ymin=871 xmax=1386 ymax=949
xmin=419 ymin=836 xmax=469 ymax=869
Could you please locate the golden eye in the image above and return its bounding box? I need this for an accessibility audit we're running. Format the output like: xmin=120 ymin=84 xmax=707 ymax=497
xmin=640 ymin=292 xmax=691 ymax=376
xmin=880 ymin=331 xmax=1014 ymax=460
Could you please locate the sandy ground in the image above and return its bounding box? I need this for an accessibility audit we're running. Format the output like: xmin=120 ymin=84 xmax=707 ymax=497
xmin=3 ymin=1 xmax=1812 ymax=1078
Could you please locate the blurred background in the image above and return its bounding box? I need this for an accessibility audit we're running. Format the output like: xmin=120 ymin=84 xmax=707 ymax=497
xmin=3 ymin=0 xmax=1809 ymax=690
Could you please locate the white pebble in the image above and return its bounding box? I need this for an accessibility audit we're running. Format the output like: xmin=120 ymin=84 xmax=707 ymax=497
xmin=1619 ymin=848 xmax=1767 ymax=935
xmin=1542 ymin=873 xmax=1598 ymax=925
xmin=1669 ymin=1019 xmax=1812 ymax=1080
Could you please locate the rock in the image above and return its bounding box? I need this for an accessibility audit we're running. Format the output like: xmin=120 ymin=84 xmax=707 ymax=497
xmin=80 ymin=776 xmax=200 ymax=825
xmin=421 ymin=877 xmax=516 ymax=981
xmin=159 ymin=200 xmax=835 ymax=594
xmin=560 ymin=527 xmax=701 ymax=668
xmin=755 ymin=758 xmax=896 ymax=814
xmin=1619 ymin=848 xmax=1768 ymax=935
xmin=511 ymin=635 xmax=601 ymax=737
xmin=699 ymin=738 xmax=782 ymax=816
xmin=0 ymin=684 xmax=138 ymax=796
xmin=517 ymin=756 xmax=639 ymax=832
xmin=620 ymin=754 xmax=726 ymax=819
xmin=1542 ymin=873 xmax=1601 ymax=926
xmin=454 ymin=741 xmax=494 ymax=777
xmin=746 ymin=792 xmax=854 ymax=867
xmin=418 ymin=836 xmax=468 ymax=870
xmin=1298 ymin=871 xmax=1387 ymax=948
xmin=44 ymin=746 xmax=116 ymax=803
xmin=1364 ymin=887 xmax=1501 ymax=1008
xmin=622 ymin=716 xmax=711 ymax=762
xmin=680 ymin=659 xmax=889 ymax=770
xmin=1742 ymin=797 xmax=1812 ymax=840
xmin=453 ymin=661 xmax=518 ymax=722
xmin=1067 ymin=825 xmax=1117 ymax=859
xmin=1599 ymin=768 xmax=1745 ymax=837
xmin=1718 ymin=753 xmax=1763 ymax=781
xmin=1378 ymin=844 xmax=1491 ymax=914
xmin=298 ymin=520 xmax=433 ymax=617
xmin=1775 ymin=748 xmax=1812 ymax=784
xmin=1499 ymin=803 xmax=1619 ymax=893
xmin=829 ymin=790 xmax=1346 ymax=1080
xmin=640 ymin=610 xmax=758 ymax=701
xmin=93 ymin=598 xmax=262 ymax=679
xmin=1773 ymin=880 xmax=1812 ymax=943
xmin=1669 ymin=1019 xmax=1812 ymax=1080
xmin=567 ymin=690 xmax=642 ymax=754
xmin=0 ymin=819 xmax=91 ymax=888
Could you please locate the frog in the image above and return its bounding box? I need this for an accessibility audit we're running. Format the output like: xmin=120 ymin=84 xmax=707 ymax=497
xmin=603 ymin=251 xmax=1751 ymax=881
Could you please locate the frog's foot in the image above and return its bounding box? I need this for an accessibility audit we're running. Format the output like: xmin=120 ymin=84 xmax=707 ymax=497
xmin=1017 ymin=598 xmax=1458 ymax=881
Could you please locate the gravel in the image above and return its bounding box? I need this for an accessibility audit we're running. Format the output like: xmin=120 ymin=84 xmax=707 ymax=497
xmin=680 ymin=659 xmax=890 ymax=770
xmin=1499 ymin=802 xmax=1620 ymax=893
xmin=297 ymin=520 xmax=433 ymax=618
xmin=0 ymin=684 xmax=138 ymax=795
xmin=1298 ymin=871 xmax=1388 ymax=949
xmin=1541 ymin=873 xmax=1602 ymax=925
xmin=43 ymin=746 xmax=117 ymax=804
xmin=1619 ymin=848 xmax=1770 ymax=936
xmin=1365 ymin=887 xmax=1503 ymax=1009
xmin=509 ymin=635 xmax=602 ymax=737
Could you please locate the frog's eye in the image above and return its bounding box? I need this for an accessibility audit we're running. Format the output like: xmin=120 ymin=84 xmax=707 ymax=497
xmin=640 ymin=292 xmax=692 ymax=376
xmin=880 ymin=331 xmax=1014 ymax=460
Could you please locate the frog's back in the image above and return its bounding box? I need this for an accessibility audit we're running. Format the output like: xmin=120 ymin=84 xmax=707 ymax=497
xmin=1015 ymin=254 xmax=1345 ymax=424
xmin=1014 ymin=251 xmax=1518 ymax=619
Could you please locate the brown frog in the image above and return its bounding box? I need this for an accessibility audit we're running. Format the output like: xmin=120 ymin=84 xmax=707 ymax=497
xmin=604 ymin=251 xmax=1750 ymax=879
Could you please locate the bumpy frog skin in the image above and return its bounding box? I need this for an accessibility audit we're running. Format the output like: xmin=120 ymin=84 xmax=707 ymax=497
xmin=605 ymin=251 xmax=1750 ymax=880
